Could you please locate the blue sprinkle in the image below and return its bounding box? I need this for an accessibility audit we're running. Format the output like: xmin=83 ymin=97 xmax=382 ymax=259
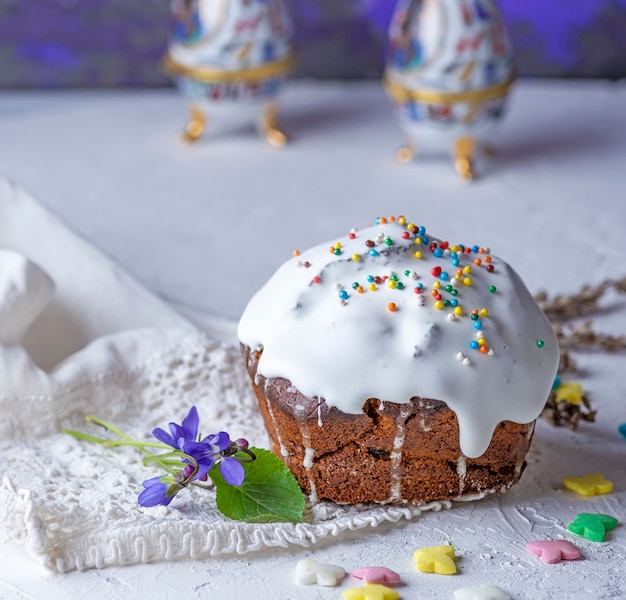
xmin=474 ymin=321 xmax=483 ymax=330
xmin=369 ymin=249 xmax=379 ymax=257
xmin=422 ymin=236 xmax=429 ymax=244
xmin=416 ymin=282 xmax=424 ymax=290
xmin=450 ymin=252 xmax=458 ymax=260
xmin=338 ymin=290 xmax=349 ymax=300
xmin=552 ymin=375 xmax=561 ymax=389
xmin=619 ymin=423 xmax=626 ymax=439
xmin=367 ymin=275 xmax=374 ymax=282
xmin=450 ymin=298 xmax=458 ymax=307
xmin=472 ymin=245 xmax=479 ymax=253
xmin=469 ymin=340 xmax=479 ymax=350
xmin=418 ymin=226 xmax=425 ymax=236
xmin=452 ymin=259 xmax=459 ymax=267
xmin=434 ymin=248 xmax=443 ymax=258
xmin=440 ymin=272 xmax=449 ymax=281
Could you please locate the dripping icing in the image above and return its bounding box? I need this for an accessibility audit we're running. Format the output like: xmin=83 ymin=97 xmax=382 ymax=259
xmin=238 ymin=217 xmax=560 ymax=458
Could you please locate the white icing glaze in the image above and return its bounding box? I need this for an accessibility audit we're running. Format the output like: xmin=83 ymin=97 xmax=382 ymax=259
xmin=238 ymin=218 xmax=559 ymax=458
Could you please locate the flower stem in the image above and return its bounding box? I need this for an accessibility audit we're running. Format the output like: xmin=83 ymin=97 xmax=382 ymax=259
xmin=85 ymin=414 xmax=134 ymax=441
xmin=63 ymin=430 xmax=108 ymax=444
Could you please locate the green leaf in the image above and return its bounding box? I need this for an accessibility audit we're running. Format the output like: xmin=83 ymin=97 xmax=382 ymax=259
xmin=211 ymin=448 xmax=305 ymax=523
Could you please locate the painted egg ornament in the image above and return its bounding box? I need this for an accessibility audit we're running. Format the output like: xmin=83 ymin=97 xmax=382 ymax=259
xmin=162 ymin=0 xmax=296 ymax=146
xmin=383 ymin=0 xmax=516 ymax=181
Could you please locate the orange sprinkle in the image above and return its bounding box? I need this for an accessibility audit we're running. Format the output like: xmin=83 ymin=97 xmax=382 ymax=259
xmin=388 ymin=302 xmax=397 ymax=312
xmin=293 ymin=249 xmax=300 ymax=257
xmin=480 ymin=345 xmax=489 ymax=353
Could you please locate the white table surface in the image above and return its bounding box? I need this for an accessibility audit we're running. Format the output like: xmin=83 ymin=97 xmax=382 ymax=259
xmin=1 ymin=80 xmax=626 ymax=599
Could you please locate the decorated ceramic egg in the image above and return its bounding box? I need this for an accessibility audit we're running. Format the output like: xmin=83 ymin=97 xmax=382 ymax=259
xmin=162 ymin=0 xmax=296 ymax=146
xmin=383 ymin=0 xmax=516 ymax=180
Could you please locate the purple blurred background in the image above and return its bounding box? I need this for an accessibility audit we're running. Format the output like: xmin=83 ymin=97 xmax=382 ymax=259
xmin=1 ymin=0 xmax=625 ymax=88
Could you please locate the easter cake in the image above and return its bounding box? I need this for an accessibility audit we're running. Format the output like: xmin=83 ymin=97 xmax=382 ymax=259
xmin=237 ymin=216 xmax=559 ymax=504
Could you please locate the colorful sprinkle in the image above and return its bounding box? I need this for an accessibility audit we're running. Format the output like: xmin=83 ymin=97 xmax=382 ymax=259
xmin=414 ymin=545 xmax=456 ymax=575
xmin=536 ymin=340 xmax=545 ymax=348
xmin=295 ymin=559 xmax=345 ymax=586
xmin=525 ymin=540 xmax=581 ymax=564
xmin=568 ymin=513 xmax=618 ymax=542
xmin=342 ymin=583 xmax=399 ymax=600
xmin=553 ymin=382 xmax=585 ymax=404
xmin=563 ymin=474 xmax=613 ymax=496
xmin=489 ymin=285 xmax=496 ymax=293
xmin=388 ymin=302 xmax=397 ymax=312
xmin=453 ymin=584 xmax=511 ymax=600
xmin=351 ymin=567 xmax=401 ymax=586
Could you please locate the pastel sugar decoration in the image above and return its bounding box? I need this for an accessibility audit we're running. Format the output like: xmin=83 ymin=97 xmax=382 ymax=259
xmin=351 ymin=566 xmax=401 ymax=586
xmin=563 ymin=473 xmax=613 ymax=496
xmin=453 ymin=584 xmax=511 ymax=600
xmin=414 ymin=544 xmax=457 ymax=575
xmin=342 ymin=583 xmax=400 ymax=600
xmin=350 ymin=567 xmax=401 ymax=585
xmin=553 ymin=381 xmax=585 ymax=404
xmin=568 ymin=513 xmax=619 ymax=542
xmin=525 ymin=540 xmax=581 ymax=564
xmin=295 ymin=559 xmax=345 ymax=586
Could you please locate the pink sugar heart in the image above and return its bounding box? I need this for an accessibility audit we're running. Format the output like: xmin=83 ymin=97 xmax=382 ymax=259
xmin=351 ymin=566 xmax=402 ymax=585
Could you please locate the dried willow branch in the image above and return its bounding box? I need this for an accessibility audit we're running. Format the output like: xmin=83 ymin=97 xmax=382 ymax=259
xmin=535 ymin=277 xmax=626 ymax=428
xmin=536 ymin=276 xmax=626 ymax=359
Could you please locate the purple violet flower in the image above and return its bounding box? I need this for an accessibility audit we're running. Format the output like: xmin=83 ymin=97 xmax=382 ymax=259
xmin=138 ymin=475 xmax=179 ymax=507
xmin=152 ymin=406 xmax=200 ymax=450
xmin=184 ymin=432 xmax=245 ymax=486
xmin=138 ymin=408 xmax=250 ymax=507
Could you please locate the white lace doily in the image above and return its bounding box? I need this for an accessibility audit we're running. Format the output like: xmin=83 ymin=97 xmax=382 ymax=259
xmin=0 ymin=330 xmax=450 ymax=572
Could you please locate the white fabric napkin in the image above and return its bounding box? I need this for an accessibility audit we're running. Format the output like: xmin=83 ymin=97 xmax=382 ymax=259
xmin=0 ymin=178 xmax=447 ymax=572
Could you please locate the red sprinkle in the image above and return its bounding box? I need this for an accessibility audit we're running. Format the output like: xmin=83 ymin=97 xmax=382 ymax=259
xmin=431 ymin=266 xmax=442 ymax=277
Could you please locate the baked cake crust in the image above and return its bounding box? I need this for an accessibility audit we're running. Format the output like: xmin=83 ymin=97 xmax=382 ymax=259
xmin=243 ymin=344 xmax=533 ymax=505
